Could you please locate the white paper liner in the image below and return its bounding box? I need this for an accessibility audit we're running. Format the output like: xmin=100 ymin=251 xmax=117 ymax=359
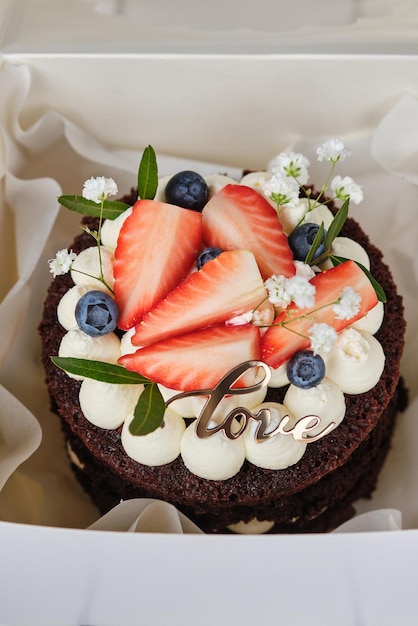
xmin=88 ymin=498 xmax=203 ymax=534
xmin=0 ymin=60 xmax=417 ymax=534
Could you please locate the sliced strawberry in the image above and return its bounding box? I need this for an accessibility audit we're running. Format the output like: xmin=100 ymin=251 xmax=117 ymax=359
xmin=113 ymin=200 xmax=202 ymax=329
xmin=133 ymin=249 xmax=267 ymax=346
xmin=202 ymin=184 xmax=295 ymax=280
xmin=261 ymin=260 xmax=378 ymax=368
xmin=119 ymin=324 xmax=261 ymax=392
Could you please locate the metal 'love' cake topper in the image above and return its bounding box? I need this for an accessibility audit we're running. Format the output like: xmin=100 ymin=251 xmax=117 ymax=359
xmin=166 ymin=360 xmax=336 ymax=444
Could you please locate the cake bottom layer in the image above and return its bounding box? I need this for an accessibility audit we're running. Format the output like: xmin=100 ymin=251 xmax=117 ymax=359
xmin=39 ymin=207 xmax=407 ymax=534
xmin=57 ymin=380 xmax=406 ymax=534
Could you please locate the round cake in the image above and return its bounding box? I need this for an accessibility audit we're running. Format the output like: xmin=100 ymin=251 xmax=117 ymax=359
xmin=39 ymin=144 xmax=407 ymax=533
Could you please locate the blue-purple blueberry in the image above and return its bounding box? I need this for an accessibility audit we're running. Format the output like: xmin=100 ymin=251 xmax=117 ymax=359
xmin=197 ymin=247 xmax=223 ymax=270
xmin=287 ymin=350 xmax=325 ymax=389
xmin=75 ymin=290 xmax=119 ymax=336
xmin=165 ymin=171 xmax=209 ymax=212
xmin=288 ymin=222 xmax=327 ymax=261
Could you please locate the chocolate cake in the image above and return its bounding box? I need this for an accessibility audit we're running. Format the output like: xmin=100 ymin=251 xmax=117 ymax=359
xmin=39 ymin=147 xmax=407 ymax=533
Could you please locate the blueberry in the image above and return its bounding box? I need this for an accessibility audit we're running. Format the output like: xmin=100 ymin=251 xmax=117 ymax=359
xmin=75 ymin=290 xmax=119 ymax=337
xmin=165 ymin=170 xmax=209 ymax=212
xmin=288 ymin=222 xmax=327 ymax=262
xmin=197 ymin=247 xmax=223 ymax=270
xmin=287 ymin=350 xmax=325 ymax=389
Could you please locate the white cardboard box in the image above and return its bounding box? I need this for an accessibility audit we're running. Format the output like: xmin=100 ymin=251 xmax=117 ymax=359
xmin=1 ymin=40 xmax=418 ymax=626
xmin=2 ymin=0 xmax=418 ymax=54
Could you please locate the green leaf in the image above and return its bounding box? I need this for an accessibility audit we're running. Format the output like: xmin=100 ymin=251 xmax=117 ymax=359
xmin=324 ymin=198 xmax=349 ymax=249
xmin=58 ymin=195 xmax=130 ymax=220
xmin=51 ymin=356 xmax=150 ymax=384
xmin=329 ymin=256 xmax=387 ymax=303
xmin=137 ymin=145 xmax=158 ymax=200
xmin=129 ymin=383 xmax=166 ymax=436
xmin=304 ymin=221 xmax=325 ymax=265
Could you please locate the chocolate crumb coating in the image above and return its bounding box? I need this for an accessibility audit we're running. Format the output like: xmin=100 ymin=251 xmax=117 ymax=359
xmin=39 ymin=204 xmax=407 ymax=533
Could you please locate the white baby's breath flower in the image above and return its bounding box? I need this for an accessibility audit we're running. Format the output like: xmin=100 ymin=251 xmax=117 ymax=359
xmin=260 ymin=171 xmax=300 ymax=207
xmin=226 ymin=311 xmax=254 ymax=326
xmin=48 ymin=249 xmax=77 ymax=277
xmin=316 ymin=139 xmax=351 ymax=163
xmin=293 ymin=260 xmax=316 ymax=280
xmin=269 ymin=151 xmax=310 ymax=186
xmin=308 ymin=323 xmax=337 ymax=354
xmin=333 ymin=286 xmax=362 ymax=320
xmin=285 ymin=275 xmax=316 ymax=309
xmin=264 ymin=274 xmax=292 ymax=309
xmin=82 ymin=176 xmax=118 ymax=204
xmin=252 ymin=308 xmax=272 ymax=327
xmin=330 ymin=175 xmax=364 ymax=204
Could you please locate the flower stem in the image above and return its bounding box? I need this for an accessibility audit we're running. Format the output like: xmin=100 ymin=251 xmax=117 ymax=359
xmin=294 ymin=161 xmax=338 ymax=230
xmin=258 ymin=297 xmax=339 ymax=338
xmin=70 ymin=268 xmax=114 ymax=295
xmin=97 ymin=198 xmax=105 ymax=284
xmin=312 ymin=160 xmax=337 ymax=207
xmin=252 ymin=294 xmax=270 ymax=312
xmin=77 ymin=196 xmax=114 ymax=292
xmin=281 ymin=298 xmax=339 ymax=327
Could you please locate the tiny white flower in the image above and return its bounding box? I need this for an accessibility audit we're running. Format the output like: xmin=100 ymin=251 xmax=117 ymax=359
xmin=226 ymin=311 xmax=254 ymax=326
xmin=330 ymin=175 xmax=364 ymax=204
xmin=260 ymin=171 xmax=300 ymax=207
xmin=264 ymin=274 xmax=292 ymax=309
xmin=269 ymin=151 xmax=310 ymax=186
xmin=293 ymin=260 xmax=316 ymax=280
xmin=308 ymin=323 xmax=337 ymax=354
xmin=333 ymin=286 xmax=362 ymax=320
xmin=48 ymin=249 xmax=77 ymax=277
xmin=285 ymin=275 xmax=316 ymax=309
xmin=252 ymin=308 xmax=272 ymax=327
xmin=316 ymin=139 xmax=351 ymax=163
xmin=82 ymin=176 xmax=118 ymax=204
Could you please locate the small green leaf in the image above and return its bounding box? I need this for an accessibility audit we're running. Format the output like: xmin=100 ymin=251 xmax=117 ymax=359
xmin=51 ymin=356 xmax=150 ymax=384
xmin=329 ymin=255 xmax=387 ymax=303
xmin=324 ymin=198 xmax=349 ymax=249
xmin=305 ymin=221 xmax=325 ymax=265
xmin=129 ymin=383 xmax=166 ymax=436
xmin=137 ymin=145 xmax=158 ymax=200
xmin=58 ymin=196 xmax=130 ymax=220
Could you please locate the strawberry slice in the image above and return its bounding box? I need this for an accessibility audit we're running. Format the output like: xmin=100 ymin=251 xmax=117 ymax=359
xmin=133 ymin=249 xmax=267 ymax=346
xmin=114 ymin=200 xmax=202 ymax=329
xmin=202 ymin=184 xmax=295 ymax=280
xmin=261 ymin=260 xmax=378 ymax=369
xmin=119 ymin=324 xmax=261 ymax=392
